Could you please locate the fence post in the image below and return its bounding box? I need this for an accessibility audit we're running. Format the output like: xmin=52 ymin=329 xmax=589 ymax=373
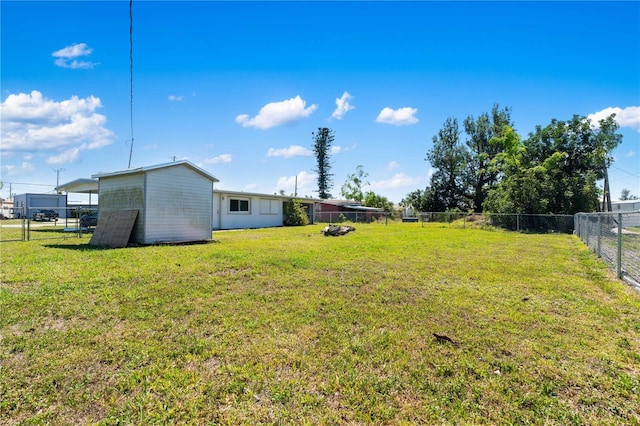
xmin=597 ymin=214 xmax=601 ymax=258
xmin=516 ymin=214 xmax=520 ymax=232
xmin=617 ymin=213 xmax=622 ymax=279
xmin=586 ymin=216 xmax=590 ymax=247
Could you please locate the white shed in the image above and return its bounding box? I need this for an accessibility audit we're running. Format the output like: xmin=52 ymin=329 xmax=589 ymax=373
xmin=213 ymin=190 xmax=316 ymax=230
xmin=93 ymin=160 xmax=219 ymax=245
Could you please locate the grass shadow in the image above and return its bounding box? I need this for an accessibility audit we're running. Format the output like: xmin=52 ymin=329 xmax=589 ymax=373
xmin=43 ymin=243 xmax=111 ymax=251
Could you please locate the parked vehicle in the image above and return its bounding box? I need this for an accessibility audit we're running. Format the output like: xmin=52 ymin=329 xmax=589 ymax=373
xmin=80 ymin=211 xmax=98 ymax=227
xmin=32 ymin=209 xmax=59 ymax=221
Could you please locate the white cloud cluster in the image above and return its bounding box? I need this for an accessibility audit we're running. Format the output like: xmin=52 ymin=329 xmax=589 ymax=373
xmin=276 ymin=171 xmax=316 ymax=195
xmin=235 ymin=96 xmax=317 ymax=130
xmin=168 ymin=95 xmax=184 ymax=102
xmin=387 ymin=161 xmax=400 ymax=171
xmin=375 ymin=107 xmax=419 ymax=126
xmin=204 ymin=154 xmax=233 ymax=164
xmin=331 ymin=91 xmax=355 ymax=120
xmin=587 ymin=106 xmax=640 ymax=132
xmin=267 ymin=145 xmax=312 ymax=158
xmin=52 ymin=43 xmax=97 ymax=69
xmin=371 ymin=173 xmax=422 ymax=190
xmin=1 ymin=90 xmax=115 ymax=164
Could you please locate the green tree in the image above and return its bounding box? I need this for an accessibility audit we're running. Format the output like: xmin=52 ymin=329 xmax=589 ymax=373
xmin=401 ymin=187 xmax=442 ymax=212
xmin=283 ymin=199 xmax=309 ymax=226
xmin=485 ymin=115 xmax=622 ymax=215
xmin=363 ymin=191 xmax=394 ymax=214
xmin=425 ymin=117 xmax=472 ymax=211
xmin=620 ymin=189 xmax=639 ymax=201
xmin=463 ymin=104 xmax=513 ymax=211
xmin=340 ymin=165 xmax=369 ymax=203
xmin=521 ymin=114 xmax=621 ymax=214
xmin=312 ymin=127 xmax=335 ymax=199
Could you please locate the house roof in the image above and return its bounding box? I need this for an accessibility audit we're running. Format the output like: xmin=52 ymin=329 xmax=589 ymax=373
xmin=216 ymin=189 xmax=320 ymax=202
xmin=56 ymin=178 xmax=99 ymax=194
xmin=612 ymin=199 xmax=640 ymax=205
xmin=317 ymin=199 xmax=384 ymax=212
xmin=92 ymin=160 xmax=219 ymax=182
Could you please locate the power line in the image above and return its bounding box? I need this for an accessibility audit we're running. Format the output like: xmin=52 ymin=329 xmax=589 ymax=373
xmin=127 ymin=0 xmax=135 ymax=168
xmin=610 ymin=164 xmax=640 ymax=179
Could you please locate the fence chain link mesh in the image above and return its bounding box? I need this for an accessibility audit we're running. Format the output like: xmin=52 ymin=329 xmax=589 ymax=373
xmin=575 ymin=211 xmax=640 ymax=287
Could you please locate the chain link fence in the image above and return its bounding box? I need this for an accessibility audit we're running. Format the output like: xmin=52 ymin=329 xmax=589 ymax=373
xmin=574 ymin=211 xmax=640 ymax=288
xmin=0 ymin=207 xmax=97 ymax=242
xmin=314 ymin=211 xmax=387 ymax=224
xmin=413 ymin=212 xmax=575 ymax=233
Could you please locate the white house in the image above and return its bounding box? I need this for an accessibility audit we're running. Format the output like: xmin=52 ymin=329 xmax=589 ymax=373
xmin=213 ymin=190 xmax=316 ymax=230
xmin=93 ymin=160 xmax=219 ymax=244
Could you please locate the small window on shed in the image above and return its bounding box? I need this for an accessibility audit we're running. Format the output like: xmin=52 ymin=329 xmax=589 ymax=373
xmin=229 ymin=198 xmax=250 ymax=213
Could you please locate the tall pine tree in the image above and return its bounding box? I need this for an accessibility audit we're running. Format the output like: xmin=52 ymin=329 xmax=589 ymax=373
xmin=312 ymin=127 xmax=334 ymax=199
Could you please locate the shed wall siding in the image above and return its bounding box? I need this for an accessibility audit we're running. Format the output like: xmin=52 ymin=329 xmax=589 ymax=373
xmin=98 ymin=174 xmax=146 ymax=243
xmin=145 ymin=167 xmax=213 ymax=243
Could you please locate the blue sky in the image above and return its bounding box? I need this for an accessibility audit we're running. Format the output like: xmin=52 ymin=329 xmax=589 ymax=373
xmin=2 ymin=1 xmax=639 ymax=205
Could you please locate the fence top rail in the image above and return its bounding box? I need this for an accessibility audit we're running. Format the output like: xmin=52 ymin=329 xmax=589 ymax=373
xmin=575 ymin=210 xmax=640 ymax=217
xmin=418 ymin=212 xmax=574 ymax=218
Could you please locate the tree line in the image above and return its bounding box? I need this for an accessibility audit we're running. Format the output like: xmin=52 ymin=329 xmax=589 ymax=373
xmin=403 ymin=104 xmax=623 ymax=215
xmin=307 ymin=105 xmax=625 ymax=216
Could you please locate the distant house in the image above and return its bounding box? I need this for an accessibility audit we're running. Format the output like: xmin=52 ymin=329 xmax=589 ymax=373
xmin=93 ymin=160 xmax=219 ymax=244
xmin=213 ymin=190 xmax=316 ymax=230
xmin=611 ymin=200 xmax=640 ymax=226
xmin=12 ymin=193 xmax=67 ymax=219
xmin=314 ymin=199 xmax=385 ymax=222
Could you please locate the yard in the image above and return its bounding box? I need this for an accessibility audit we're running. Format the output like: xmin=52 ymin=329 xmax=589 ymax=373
xmin=1 ymin=222 xmax=639 ymax=424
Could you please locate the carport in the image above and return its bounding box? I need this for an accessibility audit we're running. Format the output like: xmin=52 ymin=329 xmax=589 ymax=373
xmin=56 ymin=178 xmax=99 ymax=207
xmin=56 ymin=178 xmax=99 ymax=230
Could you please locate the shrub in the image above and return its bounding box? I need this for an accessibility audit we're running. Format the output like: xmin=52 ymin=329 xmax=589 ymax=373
xmin=284 ymin=199 xmax=309 ymax=226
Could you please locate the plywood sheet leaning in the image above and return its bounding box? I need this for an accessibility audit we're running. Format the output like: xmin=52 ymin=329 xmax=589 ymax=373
xmin=89 ymin=210 xmax=139 ymax=248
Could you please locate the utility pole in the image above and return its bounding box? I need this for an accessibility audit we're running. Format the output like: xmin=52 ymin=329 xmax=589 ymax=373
xmin=53 ymin=168 xmax=65 ymax=194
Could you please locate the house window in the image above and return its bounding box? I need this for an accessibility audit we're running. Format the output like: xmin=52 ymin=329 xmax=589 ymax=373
xmin=259 ymin=199 xmax=279 ymax=215
xmin=229 ymin=198 xmax=250 ymax=213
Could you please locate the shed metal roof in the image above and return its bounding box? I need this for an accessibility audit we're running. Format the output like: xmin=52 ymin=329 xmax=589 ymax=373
xmin=92 ymin=160 xmax=219 ymax=183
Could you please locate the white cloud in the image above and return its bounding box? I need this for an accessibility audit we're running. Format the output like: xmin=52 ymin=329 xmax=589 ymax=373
xmin=276 ymin=171 xmax=316 ymax=195
xmin=52 ymin=43 xmax=97 ymax=69
xmin=587 ymin=106 xmax=640 ymax=132
xmin=331 ymin=91 xmax=355 ymax=120
xmin=387 ymin=161 xmax=400 ymax=171
xmin=627 ymin=151 xmax=636 ymax=158
xmin=168 ymin=95 xmax=184 ymax=102
xmin=46 ymin=147 xmax=81 ymax=164
xmin=204 ymin=154 xmax=233 ymax=164
xmin=330 ymin=145 xmax=342 ymax=155
xmin=267 ymin=145 xmax=312 ymax=158
xmin=371 ymin=173 xmax=422 ymax=190
xmin=235 ymin=96 xmax=317 ymax=130
xmin=376 ymin=107 xmax=419 ymax=126
xmin=0 ymin=91 xmax=115 ymax=163
xmin=0 ymin=161 xmax=34 ymax=177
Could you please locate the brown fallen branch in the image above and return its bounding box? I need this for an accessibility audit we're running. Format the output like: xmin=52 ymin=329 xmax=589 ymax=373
xmin=433 ymin=333 xmax=458 ymax=346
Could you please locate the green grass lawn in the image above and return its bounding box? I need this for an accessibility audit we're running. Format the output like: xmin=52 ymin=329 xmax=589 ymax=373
xmin=1 ymin=222 xmax=639 ymax=425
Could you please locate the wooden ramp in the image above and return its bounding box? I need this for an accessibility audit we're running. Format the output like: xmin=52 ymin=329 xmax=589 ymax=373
xmin=89 ymin=210 xmax=139 ymax=248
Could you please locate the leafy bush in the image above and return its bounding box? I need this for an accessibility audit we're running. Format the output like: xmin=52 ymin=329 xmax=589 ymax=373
xmin=284 ymin=199 xmax=309 ymax=226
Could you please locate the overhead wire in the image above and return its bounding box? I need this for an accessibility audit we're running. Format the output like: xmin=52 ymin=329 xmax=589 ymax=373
xmin=127 ymin=0 xmax=135 ymax=168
